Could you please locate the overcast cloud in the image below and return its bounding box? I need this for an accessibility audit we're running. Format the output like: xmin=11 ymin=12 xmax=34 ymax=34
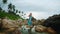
xmin=8 ymin=0 xmax=60 ymax=19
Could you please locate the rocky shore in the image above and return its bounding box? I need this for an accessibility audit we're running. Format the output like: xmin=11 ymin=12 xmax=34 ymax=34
xmin=0 ymin=18 xmax=56 ymax=34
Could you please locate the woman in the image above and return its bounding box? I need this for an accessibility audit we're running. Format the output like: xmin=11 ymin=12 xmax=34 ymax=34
xmin=27 ymin=13 xmax=33 ymax=34
xmin=28 ymin=13 xmax=32 ymax=27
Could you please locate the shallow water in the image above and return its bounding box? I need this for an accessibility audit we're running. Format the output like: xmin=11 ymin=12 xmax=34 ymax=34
xmin=20 ymin=26 xmax=49 ymax=34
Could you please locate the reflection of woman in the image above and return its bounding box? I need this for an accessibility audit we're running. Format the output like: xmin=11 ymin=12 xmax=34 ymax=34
xmin=28 ymin=13 xmax=32 ymax=26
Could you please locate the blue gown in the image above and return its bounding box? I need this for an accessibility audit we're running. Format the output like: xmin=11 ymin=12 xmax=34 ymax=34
xmin=28 ymin=16 xmax=32 ymax=26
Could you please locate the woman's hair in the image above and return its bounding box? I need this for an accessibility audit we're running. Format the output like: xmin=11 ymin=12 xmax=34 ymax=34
xmin=29 ymin=13 xmax=32 ymax=17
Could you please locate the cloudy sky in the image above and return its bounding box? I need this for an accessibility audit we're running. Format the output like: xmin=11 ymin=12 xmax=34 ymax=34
xmin=8 ymin=0 xmax=60 ymax=19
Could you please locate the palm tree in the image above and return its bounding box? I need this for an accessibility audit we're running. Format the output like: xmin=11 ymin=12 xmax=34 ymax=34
xmin=8 ymin=3 xmax=12 ymax=9
xmin=22 ymin=11 xmax=23 ymax=14
xmin=0 ymin=7 xmax=2 ymax=11
xmin=3 ymin=0 xmax=7 ymax=3
xmin=19 ymin=11 xmax=21 ymax=13
xmin=12 ymin=5 xmax=15 ymax=11
xmin=16 ymin=10 xmax=18 ymax=13
xmin=24 ymin=14 xmax=26 ymax=15
xmin=8 ymin=3 xmax=13 ymax=13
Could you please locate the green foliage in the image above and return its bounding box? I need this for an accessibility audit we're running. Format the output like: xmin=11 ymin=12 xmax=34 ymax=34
xmin=3 ymin=0 xmax=7 ymax=3
xmin=16 ymin=10 xmax=18 ymax=13
xmin=8 ymin=3 xmax=12 ymax=9
xmin=0 ymin=0 xmax=24 ymax=20
xmin=12 ymin=5 xmax=15 ymax=11
xmin=0 ymin=11 xmax=23 ymax=20
xmin=8 ymin=3 xmax=16 ymax=15
xmin=19 ymin=11 xmax=21 ymax=13
xmin=0 ymin=7 xmax=2 ymax=11
xmin=0 ymin=11 xmax=5 ymax=18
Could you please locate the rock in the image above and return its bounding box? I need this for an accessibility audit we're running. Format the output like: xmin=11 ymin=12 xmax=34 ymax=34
xmin=0 ymin=18 xmax=3 ymax=29
xmin=6 ymin=28 xmax=17 ymax=32
xmin=2 ymin=18 xmax=18 ymax=28
xmin=35 ymin=25 xmax=47 ymax=32
xmin=43 ymin=14 xmax=60 ymax=34
xmin=0 ymin=18 xmax=20 ymax=32
xmin=35 ymin=25 xmax=56 ymax=34
xmin=0 ymin=18 xmax=23 ymax=34
xmin=46 ymin=27 xmax=57 ymax=34
xmin=11 ymin=29 xmax=22 ymax=34
xmin=0 ymin=32 xmax=6 ymax=34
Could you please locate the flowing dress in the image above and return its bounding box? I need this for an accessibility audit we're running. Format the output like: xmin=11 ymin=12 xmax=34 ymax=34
xmin=28 ymin=16 xmax=32 ymax=26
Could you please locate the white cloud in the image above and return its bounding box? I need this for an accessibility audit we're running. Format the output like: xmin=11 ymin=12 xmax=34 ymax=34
xmin=24 ymin=11 xmax=60 ymax=19
xmin=11 ymin=0 xmax=60 ymax=12
xmin=8 ymin=0 xmax=60 ymax=19
xmin=24 ymin=11 xmax=50 ymax=19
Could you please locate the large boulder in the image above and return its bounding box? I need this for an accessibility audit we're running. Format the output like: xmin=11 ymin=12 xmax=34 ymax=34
xmin=35 ymin=25 xmax=56 ymax=34
xmin=35 ymin=25 xmax=47 ymax=32
xmin=0 ymin=18 xmax=19 ymax=32
xmin=0 ymin=18 xmax=22 ymax=34
xmin=2 ymin=18 xmax=18 ymax=28
xmin=43 ymin=14 xmax=60 ymax=34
